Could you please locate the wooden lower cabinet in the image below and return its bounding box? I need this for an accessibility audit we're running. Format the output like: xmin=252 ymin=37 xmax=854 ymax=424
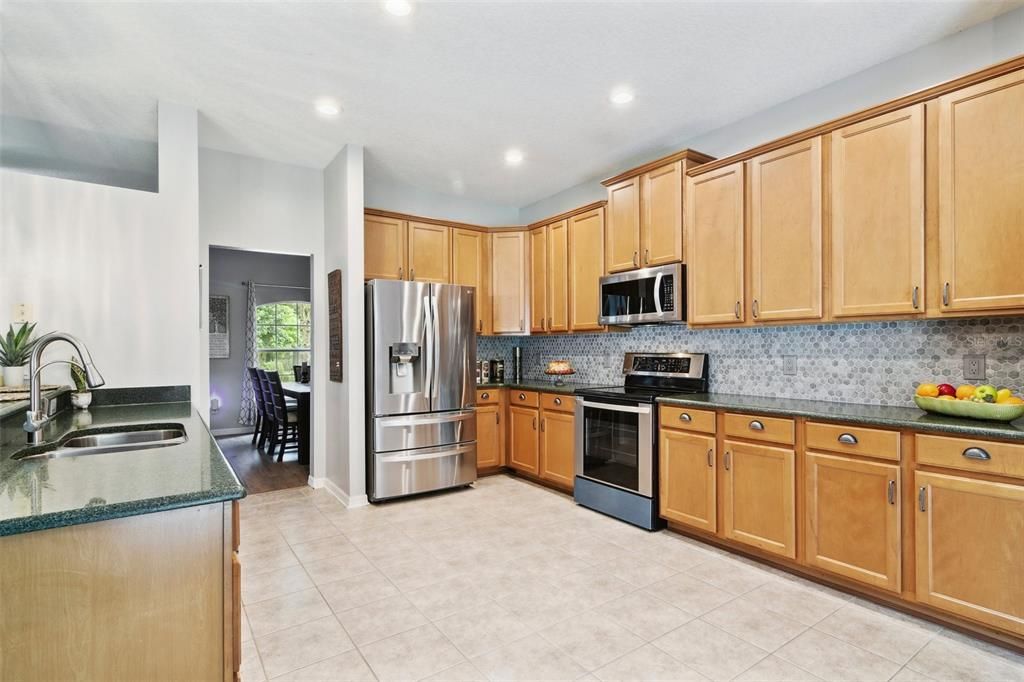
xmin=476 ymin=403 xmax=503 ymax=469
xmin=540 ymin=409 xmax=575 ymax=488
xmin=805 ymin=452 xmax=901 ymax=592
xmin=915 ymin=471 xmax=1024 ymax=635
xmin=509 ymin=405 xmax=539 ymax=475
xmin=722 ymin=439 xmax=796 ymax=558
xmin=659 ymin=429 xmax=716 ymax=532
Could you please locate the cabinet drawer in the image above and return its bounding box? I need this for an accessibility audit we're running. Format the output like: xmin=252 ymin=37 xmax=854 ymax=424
xmin=476 ymin=389 xmax=501 ymax=405
xmin=660 ymin=405 xmax=716 ymax=434
xmin=724 ymin=413 xmax=794 ymax=445
xmin=806 ymin=422 xmax=900 ymax=461
xmin=511 ymin=390 xmax=539 ymax=407
xmin=541 ymin=393 xmax=574 ymax=413
xmin=916 ymin=434 xmax=1024 ymax=480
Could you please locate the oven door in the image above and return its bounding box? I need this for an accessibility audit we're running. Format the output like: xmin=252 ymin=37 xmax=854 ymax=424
xmin=575 ymin=397 xmax=654 ymax=498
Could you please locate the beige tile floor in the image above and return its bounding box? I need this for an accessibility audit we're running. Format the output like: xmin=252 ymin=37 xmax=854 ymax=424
xmin=238 ymin=475 xmax=1024 ymax=682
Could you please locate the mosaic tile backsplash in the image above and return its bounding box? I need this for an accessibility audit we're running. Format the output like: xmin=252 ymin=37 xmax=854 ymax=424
xmin=477 ymin=318 xmax=1024 ymax=407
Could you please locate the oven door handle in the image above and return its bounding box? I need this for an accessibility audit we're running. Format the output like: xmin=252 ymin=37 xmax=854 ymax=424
xmin=578 ymin=399 xmax=651 ymax=415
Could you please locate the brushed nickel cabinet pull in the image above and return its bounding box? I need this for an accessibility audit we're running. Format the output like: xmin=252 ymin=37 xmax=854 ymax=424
xmin=838 ymin=433 xmax=858 ymax=445
xmin=481 ymin=392 xmax=489 ymax=400
xmin=519 ymin=393 xmax=526 ymax=401
xmin=548 ymin=316 xmax=552 ymax=329
xmin=752 ymin=299 xmax=759 ymax=319
xmin=749 ymin=420 xmax=765 ymax=431
xmin=644 ymin=249 xmax=650 ymax=264
xmin=532 ymin=416 xmax=537 ymax=430
xmin=633 ymin=251 xmax=638 ymax=267
xmin=520 ymin=318 xmax=524 ymax=331
xmin=918 ymin=486 xmax=927 ymax=512
xmin=707 ymin=448 xmax=714 ymax=467
xmin=963 ymin=447 xmax=991 ymax=461
xmin=887 ymin=480 xmax=896 ymax=505
xmin=912 ymin=286 xmax=920 ymax=310
xmin=679 ymin=413 xmax=692 ymax=422
xmin=496 ymin=412 xmax=500 ymax=425
xmin=399 ymin=266 xmax=403 ymax=279
xmin=554 ymin=397 xmax=562 ymax=406
xmin=478 ymin=319 xmax=483 ymax=332
xmin=724 ymin=451 xmax=732 ymax=470
xmin=942 ymin=282 xmax=950 ymax=306
xmin=411 ymin=268 xmax=415 ymax=280
xmin=734 ymin=301 xmax=741 ymax=319
xmin=541 ymin=418 xmax=546 ymax=432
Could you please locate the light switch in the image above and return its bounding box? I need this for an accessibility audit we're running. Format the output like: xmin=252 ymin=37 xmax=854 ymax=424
xmin=12 ymin=304 xmax=33 ymax=323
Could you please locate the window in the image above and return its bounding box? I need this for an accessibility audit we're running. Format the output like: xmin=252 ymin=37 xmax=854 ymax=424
xmin=256 ymin=301 xmax=311 ymax=382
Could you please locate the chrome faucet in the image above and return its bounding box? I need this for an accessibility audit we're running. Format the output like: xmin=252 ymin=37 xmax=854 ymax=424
xmin=24 ymin=332 xmax=105 ymax=444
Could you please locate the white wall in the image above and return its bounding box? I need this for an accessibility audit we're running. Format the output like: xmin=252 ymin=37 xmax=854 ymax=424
xmin=0 ymin=103 xmax=200 ymax=400
xmin=365 ymin=169 xmax=519 ymax=226
xmin=323 ymin=145 xmax=366 ymax=506
xmin=518 ymin=6 xmax=1024 ymax=224
xmin=198 ymin=148 xmax=328 ymax=478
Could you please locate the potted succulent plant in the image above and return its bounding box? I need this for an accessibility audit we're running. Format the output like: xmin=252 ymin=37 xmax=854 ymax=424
xmin=0 ymin=323 xmax=36 ymax=388
xmin=69 ymin=356 xmax=93 ymax=409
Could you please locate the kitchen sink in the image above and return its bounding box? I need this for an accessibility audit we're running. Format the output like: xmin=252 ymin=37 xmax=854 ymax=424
xmin=15 ymin=425 xmax=187 ymax=460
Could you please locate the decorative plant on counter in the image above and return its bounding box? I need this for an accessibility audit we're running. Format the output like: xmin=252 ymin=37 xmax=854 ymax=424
xmin=0 ymin=322 xmax=37 ymax=388
xmin=69 ymin=356 xmax=94 ymax=409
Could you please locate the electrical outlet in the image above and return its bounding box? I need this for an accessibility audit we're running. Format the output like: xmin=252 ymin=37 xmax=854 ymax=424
xmin=783 ymin=356 xmax=798 ymax=376
xmin=964 ymin=354 xmax=986 ymax=381
xmin=12 ymin=304 xmax=33 ymax=323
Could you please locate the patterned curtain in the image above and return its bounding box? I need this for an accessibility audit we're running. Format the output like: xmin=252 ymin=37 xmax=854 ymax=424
xmin=238 ymin=282 xmax=258 ymax=426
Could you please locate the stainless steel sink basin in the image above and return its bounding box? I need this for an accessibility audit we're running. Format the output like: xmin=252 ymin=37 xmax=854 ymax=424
xmin=15 ymin=425 xmax=187 ymax=460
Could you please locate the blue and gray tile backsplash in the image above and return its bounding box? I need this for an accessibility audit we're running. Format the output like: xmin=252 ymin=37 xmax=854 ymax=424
xmin=478 ymin=318 xmax=1024 ymax=407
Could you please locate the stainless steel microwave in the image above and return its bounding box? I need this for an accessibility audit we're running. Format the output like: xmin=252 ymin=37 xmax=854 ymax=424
xmin=598 ymin=263 xmax=685 ymax=326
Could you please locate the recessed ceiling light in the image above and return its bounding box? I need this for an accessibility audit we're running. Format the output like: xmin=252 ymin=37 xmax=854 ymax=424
xmin=504 ymin=148 xmax=524 ymax=166
xmin=609 ymin=86 xmax=635 ymax=106
xmin=315 ymin=99 xmax=341 ymax=118
xmin=384 ymin=0 xmax=413 ymax=16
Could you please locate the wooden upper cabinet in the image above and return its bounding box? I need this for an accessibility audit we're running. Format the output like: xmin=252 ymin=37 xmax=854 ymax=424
xmin=915 ymin=471 xmax=1024 ymax=635
xmin=451 ymin=228 xmax=490 ymax=334
xmin=529 ymin=227 xmax=548 ymax=333
xmin=805 ymin=452 xmax=901 ymax=592
xmin=546 ymin=220 xmax=569 ymax=332
xmin=364 ymin=214 xmax=406 ymax=280
xmin=569 ymin=207 xmax=606 ymax=332
xmin=686 ymin=162 xmax=745 ymax=325
xmin=722 ymin=439 xmax=796 ymax=559
xmin=831 ymin=105 xmax=925 ymax=318
xmin=605 ymin=177 xmax=641 ymax=273
xmin=937 ymin=69 xmax=1024 ymax=313
xmin=659 ymin=429 xmax=717 ymax=533
xmin=642 ymin=161 xmax=684 ymax=267
xmin=491 ymin=231 xmax=527 ymax=333
xmin=407 ymin=221 xmax=450 ymax=283
xmin=749 ymin=138 xmax=823 ymax=322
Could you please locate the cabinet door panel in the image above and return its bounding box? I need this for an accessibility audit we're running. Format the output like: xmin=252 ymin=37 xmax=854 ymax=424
xmin=364 ymin=215 xmax=406 ymax=281
xmin=529 ymin=227 xmax=548 ymax=332
xmin=686 ymin=163 xmax=745 ymax=324
xmin=722 ymin=439 xmax=796 ymax=558
xmin=749 ymin=138 xmax=822 ymax=322
xmin=569 ymin=208 xmax=605 ymax=332
xmin=509 ymin=406 xmax=539 ymax=474
xmin=476 ymin=404 xmax=502 ymax=469
xmin=408 ymin=222 xmax=450 ymax=283
xmin=938 ymin=70 xmax=1024 ymax=312
xmin=805 ymin=452 xmax=900 ymax=592
xmin=606 ymin=177 xmax=641 ymax=273
xmin=642 ymin=161 xmax=684 ymax=266
xmin=659 ymin=430 xmax=716 ymax=532
xmin=915 ymin=471 xmax=1024 ymax=635
xmin=547 ymin=220 xmax=569 ymax=332
xmin=540 ymin=410 xmax=574 ymax=488
xmin=451 ymin=228 xmax=490 ymax=334
xmin=832 ymin=105 xmax=924 ymax=317
xmin=491 ymin=232 xmax=527 ymax=333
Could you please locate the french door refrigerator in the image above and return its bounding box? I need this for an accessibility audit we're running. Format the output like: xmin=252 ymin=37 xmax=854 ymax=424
xmin=365 ymin=280 xmax=477 ymax=502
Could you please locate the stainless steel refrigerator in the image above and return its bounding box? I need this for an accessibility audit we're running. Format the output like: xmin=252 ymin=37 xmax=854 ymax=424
xmin=365 ymin=280 xmax=477 ymax=502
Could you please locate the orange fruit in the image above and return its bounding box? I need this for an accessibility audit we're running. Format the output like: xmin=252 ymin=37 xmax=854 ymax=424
xmin=916 ymin=383 xmax=939 ymax=398
xmin=1003 ymin=396 xmax=1024 ymax=405
xmin=955 ymin=385 xmax=976 ymax=400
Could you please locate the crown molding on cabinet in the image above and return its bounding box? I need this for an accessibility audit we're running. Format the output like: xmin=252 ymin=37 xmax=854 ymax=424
xmin=363 ymin=207 xmax=524 ymax=233
xmin=526 ymin=200 xmax=607 ymax=230
xmin=602 ymin=148 xmax=716 ymax=187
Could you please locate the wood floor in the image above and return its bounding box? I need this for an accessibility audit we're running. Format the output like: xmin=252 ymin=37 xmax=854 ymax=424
xmin=217 ymin=434 xmax=309 ymax=494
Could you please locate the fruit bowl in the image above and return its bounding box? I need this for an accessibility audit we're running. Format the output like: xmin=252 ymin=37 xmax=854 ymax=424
xmin=914 ymin=396 xmax=1024 ymax=422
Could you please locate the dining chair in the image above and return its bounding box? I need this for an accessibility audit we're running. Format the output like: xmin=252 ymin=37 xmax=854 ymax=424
xmin=265 ymin=370 xmax=300 ymax=462
xmin=247 ymin=367 xmax=266 ymax=447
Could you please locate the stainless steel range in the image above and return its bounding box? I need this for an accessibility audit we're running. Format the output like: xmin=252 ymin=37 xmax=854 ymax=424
xmin=574 ymin=352 xmax=708 ymax=530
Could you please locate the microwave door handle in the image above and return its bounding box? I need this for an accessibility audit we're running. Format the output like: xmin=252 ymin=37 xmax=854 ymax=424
xmin=653 ymin=272 xmax=663 ymax=314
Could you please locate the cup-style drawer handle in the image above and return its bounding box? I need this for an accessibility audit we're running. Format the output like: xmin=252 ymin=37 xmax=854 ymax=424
xmin=481 ymin=392 xmax=489 ymax=400
xmin=518 ymin=393 xmax=526 ymax=401
xmin=963 ymin=447 xmax=991 ymax=461
xmin=679 ymin=413 xmax=692 ymax=422
xmin=554 ymin=397 xmax=562 ymax=406
xmin=749 ymin=420 xmax=765 ymax=431
xmin=838 ymin=433 xmax=859 ymax=445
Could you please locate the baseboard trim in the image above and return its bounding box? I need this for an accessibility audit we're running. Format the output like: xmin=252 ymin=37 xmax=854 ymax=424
xmin=212 ymin=426 xmax=253 ymax=437
xmin=320 ymin=478 xmax=369 ymax=509
xmin=307 ymin=476 xmax=325 ymax=489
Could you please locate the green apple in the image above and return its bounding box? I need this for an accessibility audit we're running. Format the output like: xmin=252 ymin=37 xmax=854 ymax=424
xmin=974 ymin=385 xmax=998 ymax=403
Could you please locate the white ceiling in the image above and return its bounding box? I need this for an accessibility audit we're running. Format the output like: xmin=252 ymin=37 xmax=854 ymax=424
xmin=1 ymin=1 xmax=1020 ymax=205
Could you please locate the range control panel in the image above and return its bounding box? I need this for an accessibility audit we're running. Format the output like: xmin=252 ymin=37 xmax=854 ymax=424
xmin=623 ymin=352 xmax=707 ymax=379
xmin=631 ymin=355 xmax=690 ymax=374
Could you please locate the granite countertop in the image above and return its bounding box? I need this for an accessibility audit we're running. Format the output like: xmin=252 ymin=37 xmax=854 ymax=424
xmin=476 ymin=380 xmax=605 ymax=395
xmin=0 ymin=401 xmax=245 ymax=537
xmin=656 ymin=392 xmax=1024 ymax=443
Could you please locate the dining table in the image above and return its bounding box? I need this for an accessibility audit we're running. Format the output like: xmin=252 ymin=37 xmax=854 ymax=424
xmin=281 ymin=382 xmax=311 ymax=465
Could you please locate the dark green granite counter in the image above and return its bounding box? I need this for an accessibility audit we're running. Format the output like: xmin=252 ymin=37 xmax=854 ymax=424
xmin=476 ymin=381 xmax=604 ymax=395
xmin=657 ymin=393 xmax=1024 ymax=443
xmin=0 ymin=401 xmax=245 ymax=537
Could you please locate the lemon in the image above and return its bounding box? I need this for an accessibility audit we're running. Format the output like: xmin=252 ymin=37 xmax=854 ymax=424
xmin=915 ymin=383 xmax=939 ymax=398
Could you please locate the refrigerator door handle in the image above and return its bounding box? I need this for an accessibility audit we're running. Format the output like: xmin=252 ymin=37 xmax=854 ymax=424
xmin=431 ymin=294 xmax=441 ymax=398
xmin=423 ymin=295 xmax=434 ymax=399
